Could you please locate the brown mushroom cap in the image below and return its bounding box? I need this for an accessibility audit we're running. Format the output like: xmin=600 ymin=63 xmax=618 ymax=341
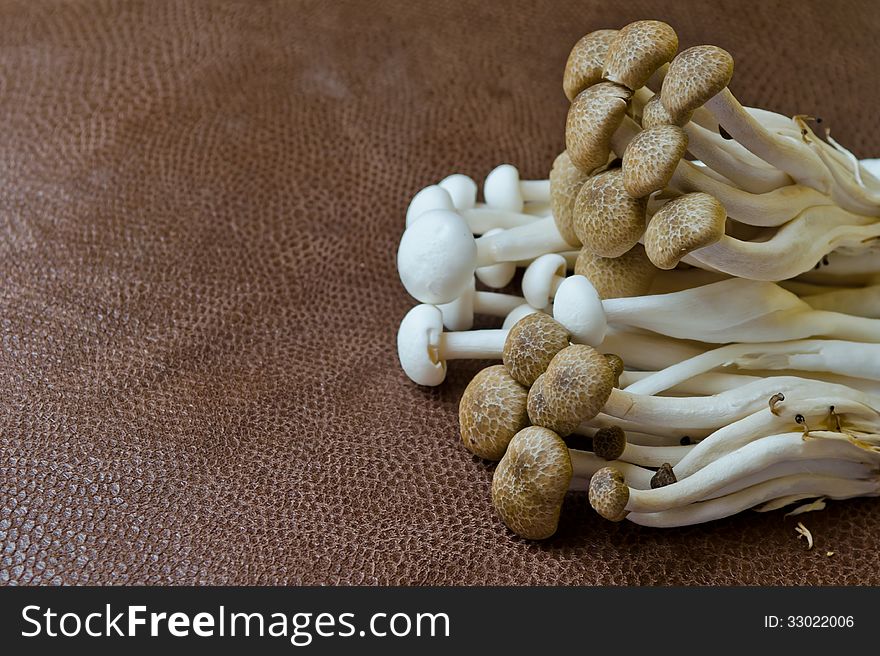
xmin=603 ymin=20 xmax=678 ymax=91
xmin=588 ymin=466 xmax=630 ymax=521
xmin=459 ymin=364 xmax=529 ymax=461
xmin=527 ymin=373 xmax=580 ymax=436
xmin=542 ymin=344 xmax=616 ymax=429
xmin=593 ymin=425 xmax=627 ymax=460
xmin=604 ymin=354 xmax=625 ymax=386
xmin=502 ymin=312 xmax=571 ymax=387
xmin=651 ymin=462 xmax=678 ymax=488
xmin=643 ymin=192 xmax=727 ymax=269
xmin=641 ymin=93 xmax=693 ymax=128
xmin=491 ymin=426 xmax=573 ymax=540
xmin=573 ymin=168 xmax=648 ymax=258
xmin=574 ymin=244 xmax=657 ymax=299
xmin=566 ymin=82 xmax=632 ymax=174
xmin=622 ymin=125 xmax=688 ymax=198
xmin=563 ymin=29 xmax=618 ymax=101
xmin=549 ymin=151 xmax=591 ymax=248
xmin=661 ymin=45 xmax=734 ymax=120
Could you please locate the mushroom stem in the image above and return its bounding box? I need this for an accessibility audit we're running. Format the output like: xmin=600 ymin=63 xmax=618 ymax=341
xmin=627 ymin=474 xmax=880 ymax=527
xmin=620 ymin=432 xmax=880 ymax=514
xmin=476 ymin=216 xmax=574 ymax=266
xmin=569 ymin=449 xmax=654 ymax=489
xmin=625 ymin=339 xmax=880 ymax=397
xmin=674 ymin=399 xmax=880 ymax=478
xmin=802 ymin=285 xmax=880 ymax=318
xmin=439 ymin=329 xmax=506 ymax=360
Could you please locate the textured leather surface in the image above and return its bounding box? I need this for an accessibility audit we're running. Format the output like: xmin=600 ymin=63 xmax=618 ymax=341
xmin=1 ymin=0 xmax=879 ymax=586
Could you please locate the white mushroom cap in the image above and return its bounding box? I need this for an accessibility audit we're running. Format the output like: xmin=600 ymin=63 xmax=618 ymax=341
xmin=437 ymin=278 xmax=476 ymax=331
xmin=502 ymin=303 xmax=542 ymax=330
xmin=475 ymin=228 xmax=516 ymax=288
xmin=552 ymin=275 xmax=608 ymax=345
xmin=397 ymin=209 xmax=477 ymax=304
xmin=439 ymin=174 xmax=478 ymax=210
xmin=405 ymin=185 xmax=455 ymax=228
xmin=397 ymin=304 xmax=446 ymax=386
xmin=484 ymin=164 xmax=526 ymax=212
xmin=522 ymin=253 xmax=567 ymax=309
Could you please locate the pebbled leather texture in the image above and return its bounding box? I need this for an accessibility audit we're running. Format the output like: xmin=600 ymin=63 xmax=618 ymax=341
xmin=1 ymin=0 xmax=879 ymax=586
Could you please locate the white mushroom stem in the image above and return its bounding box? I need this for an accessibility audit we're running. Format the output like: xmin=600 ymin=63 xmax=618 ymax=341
xmin=601 ymin=376 xmax=878 ymax=430
xmin=459 ymin=207 xmax=543 ymax=233
xmin=624 ymin=339 xmax=880 ymax=397
xmin=599 ymin=327 xmax=707 ymax=371
xmin=569 ymin=449 xmax=654 ymax=490
xmin=674 ymin=399 xmax=880 ymax=478
xmin=620 ymin=370 xmax=760 ymax=396
xmin=704 ymin=89 xmax=880 ymax=216
xmin=475 ymin=217 xmax=573 ymax=266
xmin=688 ymin=207 xmax=880 ymax=281
xmin=438 ymin=329 xmax=506 ymax=359
xmin=802 ymin=285 xmax=880 ymax=318
xmin=627 ymin=474 xmax=880 ymax=527
xmin=600 ymin=279 xmax=880 ymax=343
xmin=483 ymin=164 xmax=551 ymax=212
xmin=620 ymin=431 xmax=880 ymax=514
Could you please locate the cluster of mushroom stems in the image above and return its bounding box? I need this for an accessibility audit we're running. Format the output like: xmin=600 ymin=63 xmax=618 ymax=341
xmin=396 ymin=20 xmax=880 ymax=539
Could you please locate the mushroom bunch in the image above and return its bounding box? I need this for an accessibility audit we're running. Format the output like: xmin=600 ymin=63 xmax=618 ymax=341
xmin=395 ymin=20 xmax=880 ymax=539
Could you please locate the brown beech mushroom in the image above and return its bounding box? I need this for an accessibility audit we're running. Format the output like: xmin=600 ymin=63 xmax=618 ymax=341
xmin=549 ymin=151 xmax=591 ymax=247
xmin=503 ymin=312 xmax=571 ymax=387
xmin=602 ymin=20 xmax=679 ymax=91
xmin=643 ymin=192 xmax=727 ymax=269
xmin=459 ymin=365 xmax=529 ymax=461
xmin=641 ymin=93 xmax=692 ymax=128
xmin=622 ymin=125 xmax=689 ymax=198
xmin=574 ymin=244 xmax=657 ymax=299
xmin=563 ymin=29 xmax=618 ymax=101
xmin=573 ymin=168 xmax=648 ymax=257
xmin=588 ymin=467 xmax=630 ymax=521
xmin=491 ymin=426 xmax=573 ymax=539
xmin=566 ymin=82 xmax=632 ymax=174
xmin=660 ymin=45 xmax=734 ymax=125
xmin=593 ymin=425 xmax=627 ymax=460
xmin=542 ymin=344 xmax=617 ymax=430
xmin=527 ymin=373 xmax=579 ymax=436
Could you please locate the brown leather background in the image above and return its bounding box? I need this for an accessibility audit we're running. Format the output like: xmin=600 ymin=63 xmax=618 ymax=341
xmin=1 ymin=0 xmax=879 ymax=586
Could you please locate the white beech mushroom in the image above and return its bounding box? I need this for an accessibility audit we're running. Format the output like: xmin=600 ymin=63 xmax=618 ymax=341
xmin=491 ymin=426 xmax=572 ymax=539
xmin=437 ymin=277 xmax=525 ymax=331
xmin=396 ymin=305 xmax=569 ymax=386
xmin=484 ymin=164 xmax=551 ymax=212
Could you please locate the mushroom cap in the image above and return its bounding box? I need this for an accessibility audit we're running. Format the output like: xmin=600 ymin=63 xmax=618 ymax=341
xmin=397 ymin=303 xmax=446 ymax=386
xmin=522 ymin=253 xmax=567 ymax=309
xmin=484 ymin=164 xmax=525 ymax=213
xmin=573 ymin=168 xmax=648 ymax=258
xmin=405 ymin=185 xmax=455 ymax=227
xmin=574 ymin=243 xmax=657 ymax=299
xmin=588 ymin=466 xmax=630 ymax=521
xmin=502 ymin=312 xmax=570 ymax=387
xmin=439 ymin=174 xmax=478 ymax=211
xmin=543 ymin=344 xmax=615 ymax=429
xmin=641 ymin=92 xmax=692 ymax=128
xmin=604 ymin=354 xmax=625 ymax=386
xmin=437 ymin=277 xmax=475 ymax=331
xmin=650 ymin=463 xmax=677 ymax=488
xmin=593 ymin=425 xmax=627 ymax=460
xmin=397 ymin=209 xmax=477 ymax=304
xmin=549 ymin=151 xmax=591 ymax=247
xmin=566 ymin=82 xmax=632 ymax=174
xmin=491 ymin=426 xmax=573 ymax=539
xmin=644 ymin=192 xmax=727 ymax=269
xmin=551 ymin=275 xmax=608 ymax=346
xmin=563 ymin=29 xmax=618 ymax=101
xmin=622 ymin=125 xmax=688 ymax=198
xmin=661 ymin=45 xmax=734 ymax=120
xmin=459 ymin=365 xmax=530 ymax=461
xmin=527 ymin=373 xmax=581 ymax=436
xmin=603 ymin=20 xmax=678 ymax=91
xmin=475 ymin=228 xmax=516 ymax=289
